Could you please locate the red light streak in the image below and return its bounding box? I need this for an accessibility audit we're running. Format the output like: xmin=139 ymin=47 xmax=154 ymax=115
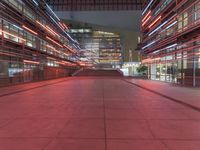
xmin=58 ymin=22 xmax=65 ymax=29
xmin=46 ymin=45 xmax=60 ymax=53
xmin=46 ymin=36 xmax=63 ymax=48
xmin=37 ymin=21 xmax=60 ymax=37
xmin=46 ymin=26 xmax=60 ymax=37
xmin=149 ymin=16 xmax=161 ymax=28
xmin=63 ymin=44 xmax=76 ymax=53
xmin=23 ymin=60 xmax=39 ymax=64
xmin=62 ymin=23 xmax=69 ymax=30
xmin=142 ymin=11 xmax=151 ymax=23
xmin=142 ymin=16 xmax=151 ymax=26
xmin=22 ymin=25 xmax=38 ymax=35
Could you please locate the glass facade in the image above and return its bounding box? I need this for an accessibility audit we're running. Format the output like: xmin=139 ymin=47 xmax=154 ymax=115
xmin=140 ymin=0 xmax=200 ymax=86
xmin=0 ymin=0 xmax=80 ymax=86
xmin=69 ymin=29 xmax=123 ymax=67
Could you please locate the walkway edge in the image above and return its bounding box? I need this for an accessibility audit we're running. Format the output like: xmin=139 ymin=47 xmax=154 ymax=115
xmin=123 ymin=79 xmax=200 ymax=112
xmin=0 ymin=78 xmax=73 ymax=98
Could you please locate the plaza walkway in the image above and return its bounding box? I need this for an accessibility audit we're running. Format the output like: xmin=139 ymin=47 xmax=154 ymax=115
xmin=0 ymin=77 xmax=200 ymax=150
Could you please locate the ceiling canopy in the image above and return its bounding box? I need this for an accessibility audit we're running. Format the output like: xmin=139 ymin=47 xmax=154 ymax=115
xmin=45 ymin=0 xmax=142 ymax=11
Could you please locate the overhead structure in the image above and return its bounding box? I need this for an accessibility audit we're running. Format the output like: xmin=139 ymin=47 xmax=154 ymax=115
xmin=45 ymin=0 xmax=142 ymax=11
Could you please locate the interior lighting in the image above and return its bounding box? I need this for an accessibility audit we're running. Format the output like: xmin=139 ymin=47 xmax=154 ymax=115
xmin=0 ymin=29 xmax=26 ymax=41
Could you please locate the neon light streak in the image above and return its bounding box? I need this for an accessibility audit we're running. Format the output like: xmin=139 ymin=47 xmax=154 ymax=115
xmin=13 ymin=24 xmax=23 ymax=30
xmin=149 ymin=16 xmax=161 ymax=28
xmin=142 ymin=40 xmax=156 ymax=50
xmin=166 ymin=43 xmax=177 ymax=49
xmin=46 ymin=36 xmax=63 ymax=48
xmin=142 ymin=16 xmax=151 ymax=26
xmin=63 ymin=44 xmax=76 ymax=53
xmin=36 ymin=21 xmax=46 ymax=29
xmin=32 ymin=0 xmax=38 ymax=6
xmin=148 ymin=20 xmax=168 ymax=36
xmin=46 ymin=4 xmax=60 ymax=21
xmin=22 ymin=25 xmax=38 ymax=35
xmin=142 ymin=0 xmax=153 ymax=15
xmin=142 ymin=11 xmax=151 ymax=22
xmin=58 ymin=22 xmax=65 ymax=29
xmin=165 ymin=21 xmax=177 ymax=30
xmin=62 ymin=23 xmax=69 ymax=30
xmin=23 ymin=60 xmax=39 ymax=64
xmin=46 ymin=45 xmax=60 ymax=53
xmin=45 ymin=26 xmax=60 ymax=37
xmin=0 ymin=29 xmax=26 ymax=41
xmin=49 ymin=16 xmax=76 ymax=42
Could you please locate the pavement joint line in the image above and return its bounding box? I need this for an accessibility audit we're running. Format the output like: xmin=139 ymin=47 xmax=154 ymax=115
xmin=102 ymin=79 xmax=108 ymax=150
xmin=123 ymin=79 xmax=200 ymax=113
xmin=0 ymin=78 xmax=73 ymax=98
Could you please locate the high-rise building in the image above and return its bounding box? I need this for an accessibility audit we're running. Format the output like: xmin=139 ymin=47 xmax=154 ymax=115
xmin=0 ymin=0 xmax=80 ymax=86
xmin=140 ymin=0 xmax=200 ymax=86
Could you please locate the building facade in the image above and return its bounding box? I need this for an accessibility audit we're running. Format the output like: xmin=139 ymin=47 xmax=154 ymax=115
xmin=0 ymin=0 xmax=80 ymax=86
xmin=69 ymin=28 xmax=123 ymax=68
xmin=140 ymin=0 xmax=200 ymax=86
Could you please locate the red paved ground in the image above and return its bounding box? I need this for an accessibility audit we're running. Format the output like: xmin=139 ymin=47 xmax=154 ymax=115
xmin=0 ymin=77 xmax=200 ymax=150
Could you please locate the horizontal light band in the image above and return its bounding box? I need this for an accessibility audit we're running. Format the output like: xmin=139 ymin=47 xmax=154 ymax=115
xmin=165 ymin=21 xmax=177 ymax=30
xmin=45 ymin=26 xmax=60 ymax=37
xmin=63 ymin=44 xmax=76 ymax=53
xmin=166 ymin=43 xmax=177 ymax=49
xmin=46 ymin=36 xmax=63 ymax=48
xmin=149 ymin=16 xmax=161 ymax=28
xmin=22 ymin=25 xmax=38 ymax=35
xmin=46 ymin=45 xmax=60 ymax=53
xmin=148 ymin=20 xmax=168 ymax=36
xmin=23 ymin=60 xmax=39 ymax=64
xmin=142 ymin=40 xmax=157 ymax=50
